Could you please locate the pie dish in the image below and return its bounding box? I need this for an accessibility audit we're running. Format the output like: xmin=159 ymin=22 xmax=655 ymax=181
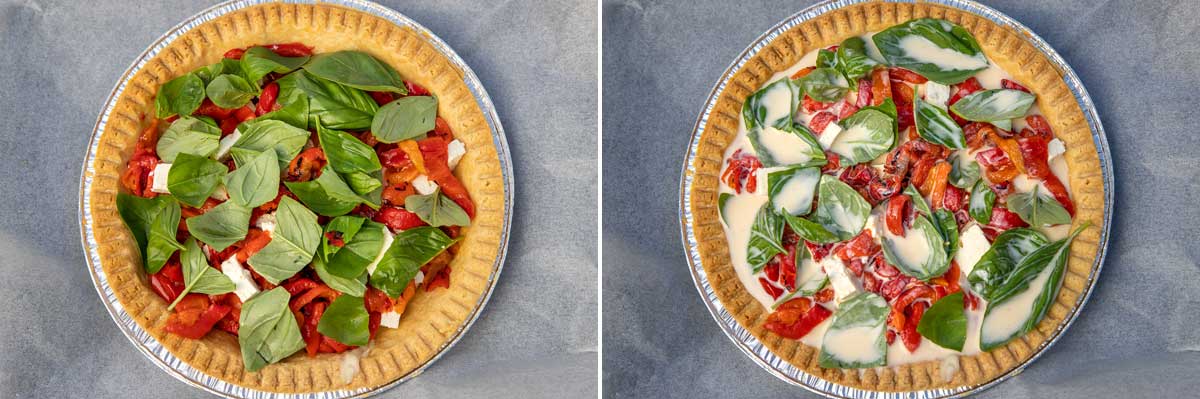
xmin=685 ymin=1 xmax=1108 ymax=394
xmin=82 ymin=2 xmax=509 ymax=395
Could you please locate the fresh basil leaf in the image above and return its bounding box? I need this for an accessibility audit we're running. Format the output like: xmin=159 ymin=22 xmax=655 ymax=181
xmin=369 ymin=226 xmax=455 ymax=298
xmin=239 ymin=287 xmax=305 ymax=372
xmin=968 ymin=179 xmax=995 ymax=224
xmin=157 ymin=116 xmax=221 ymax=162
xmin=981 ymin=225 xmax=1086 ymax=351
xmin=746 ymin=124 xmax=826 ymax=168
xmin=948 ymin=152 xmax=981 ymax=189
xmin=345 ymin=171 xmax=383 ymax=195
xmin=232 ymin=119 xmax=309 ymax=169
xmin=311 ymin=255 xmax=367 ymax=297
xmin=747 ymin=204 xmax=786 ymax=272
xmin=905 ymin=184 xmax=931 ymax=216
xmin=782 ymin=212 xmax=839 ymax=244
xmin=914 ymin=98 xmax=966 ymax=149
xmin=275 ymin=71 xmax=378 ymax=130
xmin=167 ymin=237 xmax=235 ymax=309
xmin=767 ymin=167 xmax=820 ymax=216
xmin=718 ymin=193 xmax=733 ymax=225
xmin=206 ymin=74 xmax=257 ymax=109
xmin=932 ymin=209 xmax=959 ymax=258
xmin=247 ymin=197 xmax=321 ymax=284
xmin=321 ymin=215 xmax=366 ymax=261
xmin=742 ymin=78 xmax=800 ymax=130
xmin=185 ymin=201 xmax=251 ymax=251
xmin=285 ymin=166 xmax=366 ymax=216
xmin=813 ymin=175 xmax=871 ymax=241
xmin=302 ymin=51 xmax=407 ymax=93
xmin=253 ymin=94 xmax=309 ymax=130
xmin=116 ymin=194 xmax=184 ymax=273
xmin=241 ymin=47 xmax=309 ymax=84
xmin=872 ymin=18 xmax=988 ymax=84
xmin=220 ymin=58 xmax=247 ymax=81
xmin=1005 ymin=186 xmax=1072 ymax=227
xmin=224 ymin=149 xmax=280 ymax=209
xmin=819 ymin=292 xmax=888 ymax=368
xmin=405 ymin=189 xmax=470 ymax=228
xmin=881 ymin=213 xmax=949 ymax=280
xmin=316 ymin=295 xmax=370 ymax=346
xmin=154 ymin=73 xmax=205 ymax=118
xmin=836 ymin=36 xmax=879 ymax=84
xmin=967 ymin=228 xmax=1048 ymax=299
xmin=166 ymin=153 xmax=227 ymax=207
xmin=950 ymin=89 xmax=1035 ymax=122
xmin=830 ymin=107 xmax=895 ymax=165
xmin=317 ymin=120 xmax=382 ymax=174
xmin=772 ymin=249 xmax=830 ymax=308
xmin=916 ymin=291 xmax=967 ymax=351
xmin=325 ymin=221 xmax=387 ymax=279
xmin=371 ymin=96 xmax=438 ymax=143
xmin=798 ymin=67 xmax=849 ymax=103
xmin=816 ymin=48 xmax=838 ymax=69
xmin=193 ymin=62 xmax=224 ymax=84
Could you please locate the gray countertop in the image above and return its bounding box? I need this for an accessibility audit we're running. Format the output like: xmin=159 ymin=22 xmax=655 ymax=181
xmin=603 ymin=0 xmax=1200 ymax=397
xmin=0 ymin=0 xmax=596 ymax=397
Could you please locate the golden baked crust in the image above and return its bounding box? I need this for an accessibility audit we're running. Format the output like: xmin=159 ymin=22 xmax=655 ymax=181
xmin=687 ymin=1 xmax=1105 ymax=392
xmin=86 ymin=3 xmax=506 ymax=393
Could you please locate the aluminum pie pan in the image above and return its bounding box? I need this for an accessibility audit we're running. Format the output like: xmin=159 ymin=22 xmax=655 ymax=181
xmin=76 ymin=0 xmax=515 ymax=397
xmin=677 ymin=0 xmax=1114 ymax=397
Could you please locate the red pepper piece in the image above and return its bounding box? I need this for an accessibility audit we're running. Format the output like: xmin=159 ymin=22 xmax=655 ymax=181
xmin=803 ymin=95 xmax=833 ymax=113
xmin=875 ymin=259 xmax=901 ymax=278
xmin=809 ymin=112 xmax=837 ymax=135
xmin=837 ymin=100 xmax=859 ymax=121
xmin=290 ymin=284 xmax=339 ymax=312
xmin=149 ymin=261 xmax=185 ymax=303
xmin=364 ymin=287 xmax=395 ymax=313
xmin=855 ymin=78 xmax=873 ymax=108
xmin=841 ymin=229 xmax=880 ymax=259
xmin=885 ymin=195 xmax=911 ymax=236
xmin=1001 ymin=79 xmax=1031 ymax=93
xmin=949 ymin=77 xmax=983 ymax=106
xmin=758 ymin=277 xmax=783 ymax=299
xmin=121 ymin=152 xmax=160 ymax=198
xmin=870 ymin=67 xmax=892 ymax=106
xmin=430 ymin=117 xmax=455 ymax=140
xmin=263 ymin=42 xmax=314 ymax=57
xmin=779 ymin=244 xmax=798 ymax=291
xmin=806 ymin=241 xmax=832 ymax=262
xmin=373 ymin=206 xmax=428 ymax=231
xmin=283 ymin=278 xmax=320 ymax=296
xmin=764 ymin=258 xmax=780 ymax=282
xmin=975 ymin=147 xmax=1020 ymax=184
xmin=324 ymin=231 xmax=345 ymax=248
xmin=419 ymin=137 xmax=475 ymax=218
xmin=405 ymin=81 xmax=430 ymax=97
xmin=370 ymin=91 xmax=396 ymax=106
xmin=235 ymin=229 xmax=272 ymax=263
xmin=942 ymin=185 xmax=966 ymax=212
xmin=233 ymin=105 xmax=255 ymax=122
xmin=194 ymin=99 xmax=234 ymax=119
xmin=425 ymin=266 xmax=451 ymax=291
xmin=862 ymin=272 xmax=882 ymax=293
xmin=813 ymin=288 xmax=835 ymax=303
xmin=165 ymin=295 xmax=232 ymax=339
xmin=889 ymin=67 xmax=928 ymax=84
xmin=223 ymin=48 xmax=246 ymax=60
xmin=790 ymin=66 xmax=816 ymax=80
xmin=303 ymin=301 xmax=327 ymax=357
xmin=988 ymin=206 xmax=1028 ymax=232
xmin=763 ymin=298 xmax=833 ymax=339
xmin=255 ymin=82 xmax=280 ymax=116
xmin=900 ymin=301 xmax=928 ymax=352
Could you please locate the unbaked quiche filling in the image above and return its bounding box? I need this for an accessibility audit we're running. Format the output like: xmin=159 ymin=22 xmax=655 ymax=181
xmin=116 ymin=42 xmax=473 ymax=372
xmin=718 ymin=18 xmax=1085 ymax=371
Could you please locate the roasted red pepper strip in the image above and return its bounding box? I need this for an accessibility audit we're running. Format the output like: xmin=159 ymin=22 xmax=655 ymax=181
xmin=290 ymin=284 xmax=339 ymax=312
xmin=418 ymin=137 xmax=475 ymax=218
xmin=1017 ymin=137 xmax=1075 ymax=215
xmin=264 ymin=42 xmax=314 ymax=57
xmin=889 ymin=67 xmax=928 ymax=84
xmin=975 ymin=147 xmax=1020 ymax=184
xmin=900 ymin=301 xmax=928 ymax=352
xmin=149 ymin=261 xmax=185 ymax=303
xmin=764 ymin=298 xmax=833 ymax=339
xmin=165 ymin=296 xmax=232 ymax=339
xmin=256 ymin=82 xmax=280 ymax=116
xmin=223 ymin=48 xmax=246 ymax=60
xmin=374 ymin=206 xmax=428 ymax=231
xmin=870 ymin=67 xmax=892 ymax=106
xmin=194 ymin=99 xmax=235 ymax=119
xmin=284 ymin=278 xmax=320 ymax=296
xmin=885 ymin=195 xmax=911 ymax=236
xmin=405 ymin=81 xmax=430 ymax=97
xmin=790 ymin=66 xmax=816 ymax=80
xmin=1001 ymin=79 xmax=1031 ymax=93
xmin=303 ymin=301 xmax=327 ymax=357
xmin=809 ymin=111 xmax=837 ymax=134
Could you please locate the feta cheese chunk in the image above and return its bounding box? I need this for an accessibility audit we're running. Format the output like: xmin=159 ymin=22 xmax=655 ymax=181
xmin=820 ymin=256 xmax=860 ymax=303
xmin=220 ymin=257 xmax=260 ymax=302
xmin=380 ymin=311 xmax=401 ymax=328
xmin=412 ymin=175 xmax=439 ymax=195
xmin=923 ymin=81 xmax=951 ymax=108
xmin=447 ymin=139 xmax=466 ymax=170
xmin=365 ymin=226 xmax=396 ymax=275
xmin=955 ymin=224 xmax=991 ymax=275
xmin=210 ymin=186 xmax=229 ymax=201
xmin=215 ymin=128 xmax=241 ymax=160
xmin=1047 ymin=138 xmax=1066 ymax=161
xmin=150 ymin=163 xmax=172 ymax=194
xmin=818 ymin=123 xmax=843 ymax=150
xmin=414 ymin=270 xmax=426 ymax=285
xmin=255 ymin=212 xmax=277 ymax=235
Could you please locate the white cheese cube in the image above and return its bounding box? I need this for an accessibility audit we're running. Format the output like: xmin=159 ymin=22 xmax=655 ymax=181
xmin=415 ymin=270 xmax=426 ymax=285
xmin=220 ymin=256 xmax=260 ymax=302
xmin=1047 ymin=138 xmax=1066 ymax=161
xmin=820 ymin=256 xmax=859 ymax=303
xmin=412 ymin=175 xmax=439 ymax=195
xmin=447 ymin=139 xmax=466 ymax=170
xmin=215 ymin=128 xmax=241 ymax=161
xmin=365 ymin=226 xmax=395 ymax=275
xmin=379 ymin=311 xmax=401 ymax=328
xmin=955 ymin=224 xmax=991 ymax=276
xmin=818 ymin=123 xmax=843 ymax=150
xmin=150 ymin=163 xmax=172 ymax=194
xmin=923 ymin=81 xmax=951 ymax=108
xmin=210 ymin=186 xmax=229 ymax=201
xmin=255 ymin=212 xmax=277 ymax=235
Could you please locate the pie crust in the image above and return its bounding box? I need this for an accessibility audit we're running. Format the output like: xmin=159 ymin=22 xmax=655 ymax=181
xmin=687 ymin=2 xmax=1105 ymax=391
xmin=87 ymin=3 xmax=506 ymax=393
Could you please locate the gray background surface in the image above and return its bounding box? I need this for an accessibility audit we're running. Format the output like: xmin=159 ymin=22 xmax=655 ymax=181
xmin=0 ymin=0 xmax=596 ymax=397
xmin=603 ymin=0 xmax=1200 ymax=397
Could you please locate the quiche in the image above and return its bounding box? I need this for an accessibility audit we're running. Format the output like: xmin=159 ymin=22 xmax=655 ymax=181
xmin=689 ymin=2 xmax=1104 ymax=392
xmin=86 ymin=3 xmax=506 ymax=394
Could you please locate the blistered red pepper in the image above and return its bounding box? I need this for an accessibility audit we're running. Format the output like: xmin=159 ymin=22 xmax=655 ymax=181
xmin=373 ymin=206 xmax=427 ymax=231
xmin=885 ymin=195 xmax=911 ymax=236
xmin=988 ymin=206 xmax=1028 ymax=232
xmin=949 ymin=77 xmax=983 ymax=106
xmin=256 ymin=82 xmax=280 ymax=116
xmin=975 ymin=147 xmax=1020 ymax=183
xmin=889 ymin=67 xmax=928 ymax=84
xmin=262 ymin=42 xmax=314 ymax=57
xmin=165 ymin=295 xmax=231 ymax=339
xmin=1001 ymin=79 xmax=1031 ymax=93
xmin=763 ymin=298 xmax=833 ymax=339
xmin=194 ymin=99 xmax=235 ymax=119
xmin=790 ymin=66 xmax=816 ymax=80
xmin=149 ymin=261 xmax=185 ymax=303
xmin=803 ymin=96 xmax=833 ymax=113
xmin=758 ymin=277 xmax=783 ymax=299
xmin=942 ymin=185 xmax=966 ymax=212
xmin=405 ymin=81 xmax=430 ymax=97
xmin=419 ymin=137 xmax=475 ymax=218
xmin=302 ymin=301 xmax=327 ymax=357
xmin=869 ymin=67 xmax=892 ymax=106
xmin=855 ymin=78 xmax=873 ymax=108
xmin=809 ymin=111 xmax=837 ymax=134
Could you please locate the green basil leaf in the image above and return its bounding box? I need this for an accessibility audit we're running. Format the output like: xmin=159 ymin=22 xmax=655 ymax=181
xmin=371 ymin=96 xmax=438 ymax=143
xmin=241 ymin=47 xmax=310 ymax=84
xmin=1005 ymin=186 xmax=1072 ymax=227
xmin=932 ymin=209 xmax=959 ymax=258
xmin=247 ymin=197 xmax=321 ymax=284
xmin=981 ymin=225 xmax=1086 ymax=351
xmin=116 ymin=194 xmax=184 ymax=273
xmin=767 ymin=167 xmax=820 ymax=216
xmin=813 ymin=175 xmax=871 ymax=241
xmin=302 ymin=51 xmax=407 ymax=93
xmin=232 ymin=119 xmax=309 ymax=169
xmin=746 ymin=124 xmax=826 ymax=168
xmin=783 ymin=212 xmax=840 ymax=244
xmin=818 ymin=292 xmax=889 ymax=368
xmin=968 ymin=179 xmax=995 ymax=224
xmin=742 ymin=78 xmax=800 ymax=130
xmin=745 ymin=204 xmax=786 ymax=272
xmin=405 ymin=188 xmax=470 ymax=227
xmin=193 ymin=62 xmax=224 ymax=84
xmin=798 ymin=67 xmax=849 ymax=103
xmin=206 ymin=74 xmax=257 ymax=109
xmin=167 ymin=237 xmax=236 ymax=309
xmin=967 ymin=228 xmax=1048 ymax=299
xmin=718 ymin=193 xmax=733 ymax=225
xmin=321 ymin=215 xmax=366 ymax=261
xmin=185 ymin=201 xmax=251 ymax=251
xmin=224 ymin=149 xmax=280 ymax=208
xmin=154 ymin=73 xmax=205 ymax=118
xmin=275 ymin=71 xmax=378 ymax=130
xmin=948 ymin=152 xmax=981 ymax=189
xmin=284 ymin=166 xmax=366 ymax=216
xmin=252 ymin=94 xmax=309 ymax=131
xmin=311 ymin=255 xmax=367 ymax=297
xmin=881 ymin=213 xmax=949 ymax=280
xmin=316 ymin=295 xmax=370 ymax=346
xmin=369 ymin=226 xmax=455 ymax=298
xmin=239 ymin=287 xmax=305 ymax=372
xmin=157 ymin=116 xmax=221 ymax=162
xmin=220 ymin=58 xmax=247 ymax=81
xmin=950 ymin=89 xmax=1035 ymax=122
xmin=916 ymin=291 xmax=967 ymax=351
xmin=325 ymin=222 xmax=387 ymax=278
xmin=872 ymin=18 xmax=988 ymax=84
xmin=816 ymin=48 xmax=838 ymax=69
xmin=905 ymin=184 xmax=931 ymax=216
xmin=914 ymin=98 xmax=965 ymax=149
xmin=317 ymin=120 xmax=382 ymax=174
xmin=836 ymin=36 xmax=879 ymax=84
xmin=830 ymin=107 xmax=895 ymax=165
xmin=166 ymin=153 xmax=227 ymax=207
xmin=771 ymin=250 xmax=830 ymax=309
xmin=345 ymin=171 xmax=383 ymax=195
